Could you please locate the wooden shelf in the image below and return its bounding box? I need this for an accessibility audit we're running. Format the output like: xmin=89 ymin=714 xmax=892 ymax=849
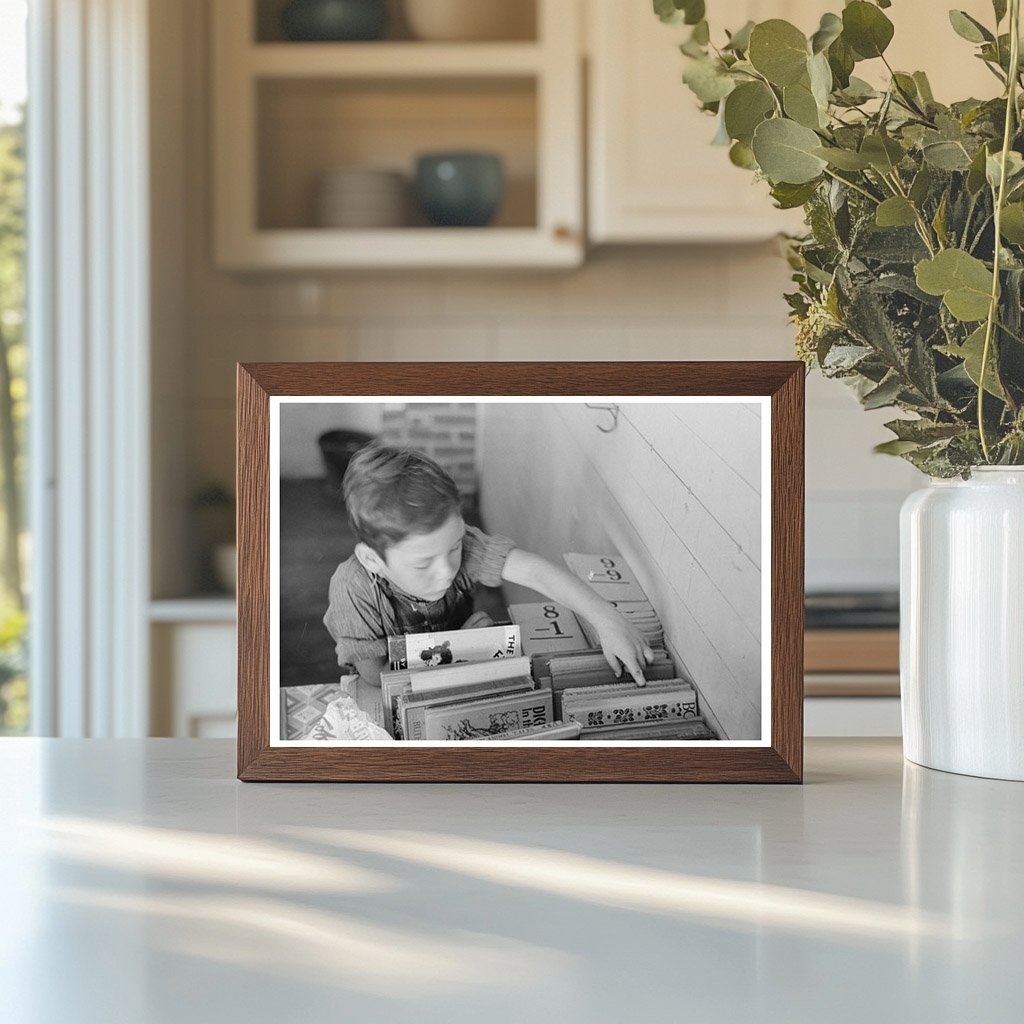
xmin=805 ymin=629 xmax=899 ymax=674
xmin=805 ymin=673 xmax=900 ymax=698
xmin=217 ymin=226 xmax=580 ymax=270
xmin=249 ymin=42 xmax=544 ymax=78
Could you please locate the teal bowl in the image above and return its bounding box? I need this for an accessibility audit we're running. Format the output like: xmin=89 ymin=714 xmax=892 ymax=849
xmin=415 ymin=153 xmax=505 ymax=227
xmin=281 ymin=0 xmax=388 ymax=41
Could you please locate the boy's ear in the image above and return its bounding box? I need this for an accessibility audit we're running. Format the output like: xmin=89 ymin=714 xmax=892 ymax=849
xmin=354 ymin=541 xmax=387 ymax=576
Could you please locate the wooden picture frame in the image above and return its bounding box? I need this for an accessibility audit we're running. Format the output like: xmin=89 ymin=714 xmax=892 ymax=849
xmin=237 ymin=362 xmax=804 ymax=782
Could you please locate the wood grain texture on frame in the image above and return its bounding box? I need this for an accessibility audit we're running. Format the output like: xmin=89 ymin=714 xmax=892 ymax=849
xmin=237 ymin=362 xmax=804 ymax=783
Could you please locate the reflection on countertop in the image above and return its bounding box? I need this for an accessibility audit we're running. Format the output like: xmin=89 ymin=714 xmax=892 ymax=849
xmin=3 ymin=738 xmax=1024 ymax=1023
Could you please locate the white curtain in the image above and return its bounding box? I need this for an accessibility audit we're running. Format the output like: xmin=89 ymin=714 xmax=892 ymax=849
xmin=28 ymin=0 xmax=150 ymax=736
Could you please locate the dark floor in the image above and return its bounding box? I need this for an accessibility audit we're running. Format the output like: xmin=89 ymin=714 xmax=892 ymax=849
xmin=279 ymin=478 xmax=507 ymax=687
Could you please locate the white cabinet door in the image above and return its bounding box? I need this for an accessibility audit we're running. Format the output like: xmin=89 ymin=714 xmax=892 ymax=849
xmin=587 ymin=0 xmax=811 ymax=242
xmin=152 ymin=620 xmax=237 ymax=738
xmin=586 ymin=0 xmax=997 ymax=244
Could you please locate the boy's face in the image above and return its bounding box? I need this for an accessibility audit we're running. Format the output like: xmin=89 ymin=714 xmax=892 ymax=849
xmin=379 ymin=513 xmax=465 ymax=602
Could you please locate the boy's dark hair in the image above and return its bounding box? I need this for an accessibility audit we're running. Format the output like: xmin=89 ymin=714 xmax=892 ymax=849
xmin=343 ymin=443 xmax=461 ymax=558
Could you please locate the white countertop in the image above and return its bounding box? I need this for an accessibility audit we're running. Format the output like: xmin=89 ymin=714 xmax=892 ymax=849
xmin=1 ymin=737 xmax=1021 ymax=1023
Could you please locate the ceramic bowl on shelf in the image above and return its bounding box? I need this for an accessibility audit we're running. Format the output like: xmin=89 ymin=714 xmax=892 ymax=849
xmin=280 ymin=0 xmax=388 ymax=42
xmin=414 ymin=152 xmax=504 ymax=227
xmin=402 ymin=0 xmax=534 ymax=41
xmin=315 ymin=167 xmax=408 ymax=228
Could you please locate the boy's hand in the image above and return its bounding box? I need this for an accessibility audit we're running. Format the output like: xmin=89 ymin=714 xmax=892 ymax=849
xmin=461 ymin=610 xmax=494 ymax=630
xmin=595 ymin=613 xmax=654 ymax=686
xmin=339 ymin=672 xmax=361 ymax=697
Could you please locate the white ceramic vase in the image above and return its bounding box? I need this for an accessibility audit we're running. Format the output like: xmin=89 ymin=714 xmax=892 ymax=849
xmin=900 ymin=466 xmax=1024 ymax=780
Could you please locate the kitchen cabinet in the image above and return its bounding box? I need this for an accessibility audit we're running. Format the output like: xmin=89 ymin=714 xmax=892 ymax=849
xmin=586 ymin=0 xmax=810 ymax=243
xmin=586 ymin=0 xmax=999 ymax=244
xmin=150 ymin=600 xmax=237 ymax=737
xmin=211 ymin=0 xmax=583 ymax=269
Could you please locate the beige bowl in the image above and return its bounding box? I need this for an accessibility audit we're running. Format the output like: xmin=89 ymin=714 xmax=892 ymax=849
xmin=315 ymin=168 xmax=408 ymax=228
xmin=403 ymin=0 xmax=534 ymax=41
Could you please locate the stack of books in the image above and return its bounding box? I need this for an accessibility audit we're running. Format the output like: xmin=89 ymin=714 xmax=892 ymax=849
xmin=534 ymin=648 xmax=677 ymax=717
xmin=379 ymin=624 xmax=568 ymax=741
xmin=563 ymin=552 xmax=666 ymax=651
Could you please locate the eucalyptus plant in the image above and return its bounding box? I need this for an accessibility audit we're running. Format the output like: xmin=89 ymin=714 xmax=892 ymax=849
xmin=657 ymin=0 xmax=1024 ymax=476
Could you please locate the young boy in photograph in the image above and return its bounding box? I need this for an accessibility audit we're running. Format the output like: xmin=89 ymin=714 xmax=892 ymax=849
xmin=324 ymin=443 xmax=654 ymax=716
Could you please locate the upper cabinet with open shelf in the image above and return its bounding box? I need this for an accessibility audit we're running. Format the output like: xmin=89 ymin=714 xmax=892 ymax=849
xmin=212 ymin=0 xmax=582 ymax=269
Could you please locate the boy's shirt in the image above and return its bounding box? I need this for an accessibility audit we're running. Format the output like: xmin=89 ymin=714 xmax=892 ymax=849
xmin=323 ymin=524 xmax=515 ymax=666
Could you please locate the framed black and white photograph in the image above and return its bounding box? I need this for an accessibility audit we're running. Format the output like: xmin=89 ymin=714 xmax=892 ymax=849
xmin=237 ymin=362 xmax=804 ymax=782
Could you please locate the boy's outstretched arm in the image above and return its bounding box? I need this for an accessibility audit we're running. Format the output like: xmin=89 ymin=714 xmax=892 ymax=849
xmin=501 ymin=549 xmax=655 ymax=686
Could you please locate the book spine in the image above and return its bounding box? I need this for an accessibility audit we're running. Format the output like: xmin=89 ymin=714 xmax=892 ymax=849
xmin=408 ymin=654 xmax=532 ymax=694
xmin=563 ymin=687 xmax=699 ymax=729
xmin=400 ymin=678 xmax=535 ymax=741
xmin=580 ymin=717 xmax=714 ymax=740
xmin=423 ymin=689 xmax=554 ymax=741
xmin=476 ymin=720 xmax=583 ymax=741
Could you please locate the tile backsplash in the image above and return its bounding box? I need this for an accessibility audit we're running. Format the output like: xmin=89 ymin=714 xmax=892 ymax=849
xmin=180 ymin=247 xmax=916 ymax=594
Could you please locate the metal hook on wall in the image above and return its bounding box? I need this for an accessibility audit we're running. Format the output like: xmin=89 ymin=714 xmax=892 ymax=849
xmin=585 ymin=403 xmax=620 ymax=433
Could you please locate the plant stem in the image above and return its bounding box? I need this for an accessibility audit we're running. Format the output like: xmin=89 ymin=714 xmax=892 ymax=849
xmin=884 ymin=170 xmax=938 ymax=255
xmin=822 ymin=167 xmax=880 ymax=205
xmin=997 ymin=318 xmax=1024 ymax=345
xmin=979 ymin=0 xmax=1021 ymax=462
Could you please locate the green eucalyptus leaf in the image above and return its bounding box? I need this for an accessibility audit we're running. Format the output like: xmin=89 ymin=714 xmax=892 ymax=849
xmin=653 ymin=0 xmax=682 ymax=24
xmin=862 ymin=374 xmax=903 ymax=409
xmin=684 ymin=0 xmax=706 ymax=26
xmin=813 ymin=146 xmax=872 ymax=170
xmin=837 ymin=76 xmax=879 ymax=104
xmin=808 ymin=52 xmax=833 ymax=109
xmin=748 ymin=20 xmax=809 ymax=86
xmin=939 ymin=325 xmax=1006 ymax=398
xmin=876 ymin=196 xmax=918 ymax=228
xmin=810 ymin=12 xmax=843 ymax=54
xmin=827 ymin=35 xmax=856 ymax=88
xmin=932 ymin=190 xmax=950 ymax=247
xmin=653 ymin=0 xmax=705 ymax=26
xmin=916 ymin=249 xmax=994 ymax=322
xmin=683 ymin=57 xmax=737 ymax=104
xmin=860 ymin=133 xmax=904 ymax=173
xmin=948 ymin=10 xmax=994 ymax=44
xmin=725 ymin=58 xmax=757 ymax=75
xmin=771 ymin=179 xmax=820 ymax=208
xmin=874 ymin=439 xmax=921 ymax=455
xmin=909 ymin=164 xmax=933 ymax=205
xmin=1000 ymin=203 xmax=1024 ymax=245
xmin=986 ymin=150 xmax=1024 ymax=190
xmin=729 ymin=140 xmax=758 ymax=169
xmin=884 ymin=418 xmax=963 ymax=443
xmin=751 ymin=118 xmax=828 ymax=184
xmin=842 ymin=1 xmax=895 ymax=59
xmin=967 ymin=144 xmax=992 ymax=194
xmin=993 ymin=0 xmax=1008 ymax=24
xmin=692 ymin=19 xmax=710 ymax=45
xmin=784 ymin=80 xmax=824 ymax=129
xmin=891 ymin=72 xmax=920 ymax=106
xmin=923 ymin=140 xmax=973 ymax=171
xmin=913 ymin=71 xmax=935 ymax=104
xmin=711 ymin=108 xmax=731 ymax=145
xmin=724 ymin=20 xmax=755 ymax=53
xmin=723 ymin=81 xmax=775 ymax=144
